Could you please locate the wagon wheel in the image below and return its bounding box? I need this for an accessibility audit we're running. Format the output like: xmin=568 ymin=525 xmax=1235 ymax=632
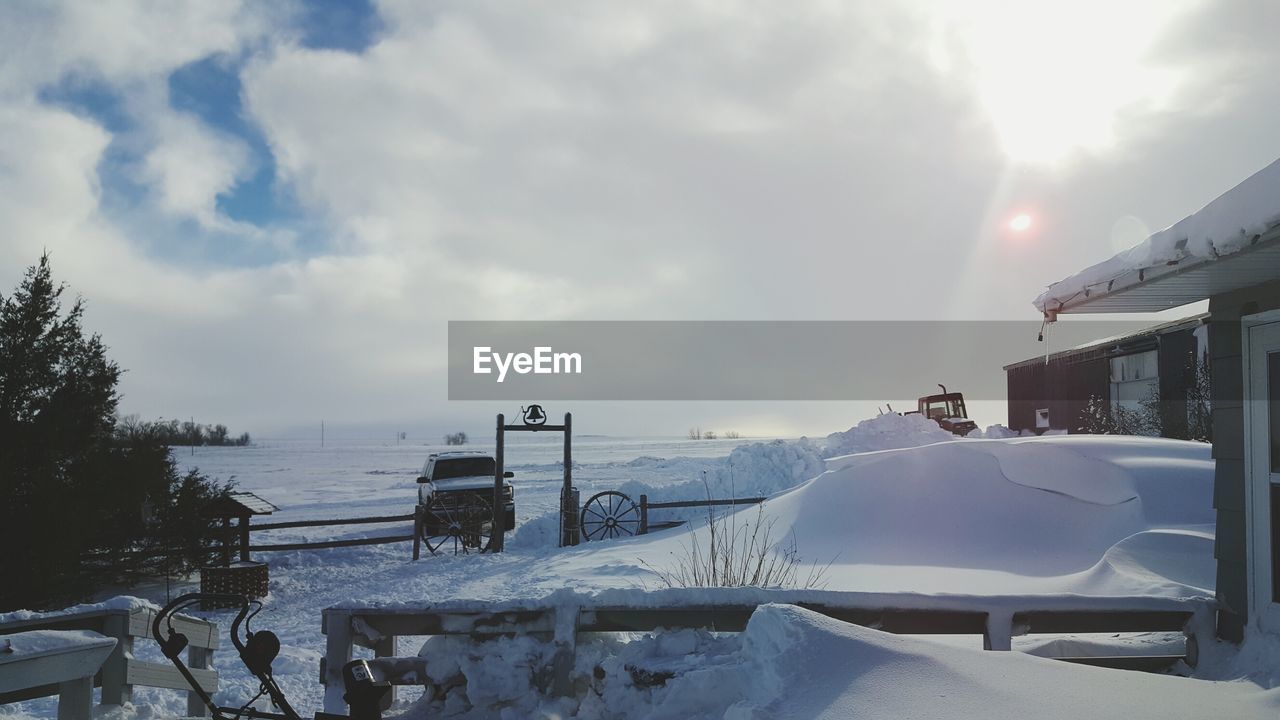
xmin=419 ymin=494 xmax=494 ymax=555
xmin=580 ymin=491 xmax=639 ymax=541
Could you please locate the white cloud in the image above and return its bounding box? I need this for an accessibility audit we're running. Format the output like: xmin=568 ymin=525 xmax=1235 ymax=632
xmin=2 ymin=0 xmax=1280 ymax=436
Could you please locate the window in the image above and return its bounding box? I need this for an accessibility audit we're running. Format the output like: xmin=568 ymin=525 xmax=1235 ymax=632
xmin=1110 ymin=350 xmax=1158 ymax=415
xmin=431 ymin=457 xmax=496 ymax=480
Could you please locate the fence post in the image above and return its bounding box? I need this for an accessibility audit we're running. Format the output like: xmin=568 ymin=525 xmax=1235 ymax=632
xmin=187 ymin=646 xmax=213 ymax=717
xmin=99 ymin=614 xmax=132 ymax=705
xmin=412 ymin=506 xmax=422 ymax=561
xmin=374 ymin=636 xmax=395 ymax=711
xmin=58 ymin=677 xmax=93 ymax=720
xmin=639 ymin=495 xmax=648 ymax=535
xmin=322 ymin=611 xmax=354 ymax=715
xmin=983 ymin=611 xmax=1013 ymax=651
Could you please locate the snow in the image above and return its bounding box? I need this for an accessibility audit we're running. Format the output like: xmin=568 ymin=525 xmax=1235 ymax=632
xmin=397 ymin=605 xmax=1279 ymax=719
xmin=822 ymin=412 xmax=957 ymax=456
xmin=567 ymin=435 xmax=1214 ymax=598
xmin=1035 ymin=155 xmax=1280 ymax=313
xmin=0 ymin=630 xmax=114 ymax=662
xmin=0 ymin=421 xmax=1248 ymax=718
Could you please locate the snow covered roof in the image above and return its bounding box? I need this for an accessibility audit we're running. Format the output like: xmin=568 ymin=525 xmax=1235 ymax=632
xmin=1035 ymin=156 xmax=1280 ymax=315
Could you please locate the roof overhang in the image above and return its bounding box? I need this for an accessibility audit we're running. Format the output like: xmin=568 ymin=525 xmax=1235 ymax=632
xmin=1050 ymin=225 xmax=1280 ymax=315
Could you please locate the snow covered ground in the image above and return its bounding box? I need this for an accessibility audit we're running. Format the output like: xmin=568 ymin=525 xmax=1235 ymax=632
xmin=2 ymin=415 xmax=1272 ymax=718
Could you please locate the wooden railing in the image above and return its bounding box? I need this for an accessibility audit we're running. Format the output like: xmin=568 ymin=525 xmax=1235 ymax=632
xmin=0 ymin=605 xmax=219 ymax=717
xmin=318 ymin=591 xmax=1213 ymax=715
xmin=637 ymin=495 xmax=768 ymax=534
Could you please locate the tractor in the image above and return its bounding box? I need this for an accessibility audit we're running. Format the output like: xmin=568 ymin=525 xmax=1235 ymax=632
xmin=908 ymin=384 xmax=978 ymax=436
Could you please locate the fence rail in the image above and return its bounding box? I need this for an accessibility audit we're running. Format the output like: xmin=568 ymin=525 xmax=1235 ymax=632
xmin=0 ymin=606 xmax=219 ymax=717
xmin=638 ymin=495 xmax=768 ymax=534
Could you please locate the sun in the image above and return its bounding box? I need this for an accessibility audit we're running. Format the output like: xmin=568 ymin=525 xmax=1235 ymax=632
xmin=1009 ymin=214 xmax=1032 ymax=232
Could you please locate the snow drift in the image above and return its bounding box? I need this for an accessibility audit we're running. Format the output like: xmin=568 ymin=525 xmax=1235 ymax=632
xmin=564 ymin=435 xmax=1215 ymax=598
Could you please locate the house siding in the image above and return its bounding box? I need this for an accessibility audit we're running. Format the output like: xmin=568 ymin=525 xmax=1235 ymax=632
xmin=1208 ymin=278 xmax=1280 ymax=640
xmin=1004 ymin=318 xmax=1202 ymax=436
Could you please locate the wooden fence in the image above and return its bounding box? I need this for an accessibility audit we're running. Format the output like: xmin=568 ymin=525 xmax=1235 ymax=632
xmin=637 ymin=495 xmax=768 ymax=534
xmin=0 ymin=605 xmax=219 ymax=717
xmin=318 ymin=591 xmax=1213 ymax=714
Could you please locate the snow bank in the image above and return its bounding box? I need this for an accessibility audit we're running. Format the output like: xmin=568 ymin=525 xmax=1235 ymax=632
xmin=400 ymin=604 xmax=1277 ymax=719
xmin=567 ymin=435 xmax=1214 ymax=598
xmin=1035 ymin=156 xmax=1280 ymax=313
xmin=823 ymin=412 xmax=957 ymax=456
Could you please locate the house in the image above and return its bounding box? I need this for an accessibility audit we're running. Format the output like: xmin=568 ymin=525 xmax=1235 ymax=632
xmin=1035 ymin=157 xmax=1280 ymax=642
xmin=1004 ymin=313 xmax=1208 ymax=436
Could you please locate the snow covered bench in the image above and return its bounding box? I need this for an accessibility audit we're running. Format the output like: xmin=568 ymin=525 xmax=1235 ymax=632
xmin=0 ymin=630 xmax=116 ymax=719
xmin=0 ymin=602 xmax=220 ymax=718
xmin=318 ymin=589 xmax=1214 ymax=714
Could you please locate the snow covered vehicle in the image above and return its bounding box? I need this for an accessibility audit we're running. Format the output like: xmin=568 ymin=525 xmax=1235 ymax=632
xmin=912 ymin=384 xmax=978 ymax=436
xmin=414 ymin=452 xmax=515 ymax=555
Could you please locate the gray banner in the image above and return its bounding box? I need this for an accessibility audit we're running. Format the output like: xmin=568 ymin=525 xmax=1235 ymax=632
xmin=448 ymin=320 xmax=1159 ymax=400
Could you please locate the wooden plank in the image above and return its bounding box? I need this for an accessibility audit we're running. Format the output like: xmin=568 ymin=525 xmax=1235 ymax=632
xmin=351 ymin=609 xmax=558 ymax=643
xmin=644 ymin=497 xmax=767 ymax=510
xmin=250 ymin=534 xmax=414 ymax=552
xmin=1056 ymin=655 xmax=1184 ymax=672
xmin=251 ymin=514 xmax=415 ymax=531
xmin=0 ymin=682 xmax=62 ymax=704
xmin=127 ymin=609 xmax=220 ymax=650
xmin=1012 ymin=610 xmax=1193 ymax=634
xmin=125 ymin=659 xmax=218 ymax=693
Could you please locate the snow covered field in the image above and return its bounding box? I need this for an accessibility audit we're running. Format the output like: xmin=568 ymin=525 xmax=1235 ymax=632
xmin=3 ymin=415 xmax=1275 ymax=718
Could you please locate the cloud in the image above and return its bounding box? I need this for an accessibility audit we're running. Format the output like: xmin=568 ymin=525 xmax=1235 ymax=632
xmin=2 ymin=0 xmax=1280 ymax=436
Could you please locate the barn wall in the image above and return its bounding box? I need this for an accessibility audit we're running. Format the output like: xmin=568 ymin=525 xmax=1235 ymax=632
xmin=1005 ymin=355 xmax=1108 ymax=433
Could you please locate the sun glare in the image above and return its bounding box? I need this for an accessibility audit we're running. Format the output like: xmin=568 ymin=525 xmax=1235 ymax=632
xmin=939 ymin=0 xmax=1193 ymax=165
xmin=1009 ymin=214 xmax=1032 ymax=232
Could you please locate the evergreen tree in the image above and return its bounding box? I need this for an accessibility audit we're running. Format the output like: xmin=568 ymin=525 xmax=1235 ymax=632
xmin=0 ymin=254 xmax=228 ymax=609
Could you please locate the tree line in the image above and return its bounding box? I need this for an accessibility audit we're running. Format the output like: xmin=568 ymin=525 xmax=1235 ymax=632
xmin=0 ymin=254 xmax=231 ymax=610
xmin=117 ymin=415 xmax=251 ymax=446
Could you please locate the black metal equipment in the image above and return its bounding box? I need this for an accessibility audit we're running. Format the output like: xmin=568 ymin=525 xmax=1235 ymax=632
xmin=154 ymin=593 xmax=386 ymax=720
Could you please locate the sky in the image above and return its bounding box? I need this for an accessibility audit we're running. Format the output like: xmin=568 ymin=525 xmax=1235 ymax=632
xmin=1 ymin=0 xmax=1278 ymax=440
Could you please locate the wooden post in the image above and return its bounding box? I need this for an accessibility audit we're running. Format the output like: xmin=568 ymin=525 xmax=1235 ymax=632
xmin=374 ymin=636 xmax=395 ymax=711
xmin=412 ymin=505 xmax=423 ymax=561
xmin=221 ymin=516 xmax=232 ymax=567
xmin=322 ymin=611 xmax=353 ymax=715
xmin=99 ymin=614 xmax=132 ymax=705
xmin=57 ymin=676 xmax=92 ymax=720
xmin=983 ymin=611 xmax=1013 ymax=651
xmin=639 ymin=495 xmax=648 ymax=535
xmin=491 ymin=413 xmax=505 ymax=553
xmin=238 ymin=513 xmax=251 ymax=563
xmin=187 ymin=646 xmax=213 ymax=718
xmin=561 ymin=412 xmax=577 ymax=547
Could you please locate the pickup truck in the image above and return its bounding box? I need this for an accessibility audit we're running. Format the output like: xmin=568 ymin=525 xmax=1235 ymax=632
xmin=417 ymin=452 xmax=515 ymax=533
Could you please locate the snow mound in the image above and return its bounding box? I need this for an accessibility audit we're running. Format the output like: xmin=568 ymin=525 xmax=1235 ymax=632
xmin=726 ymin=604 xmax=1275 ymax=719
xmin=607 ymin=440 xmax=827 ymax=525
xmin=823 ymin=412 xmax=957 ymax=457
xmin=571 ymin=435 xmax=1215 ymax=597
